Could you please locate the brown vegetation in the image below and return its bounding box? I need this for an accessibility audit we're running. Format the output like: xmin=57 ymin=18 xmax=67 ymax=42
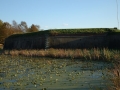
xmin=110 ymin=63 xmax=120 ymax=90
xmin=2 ymin=48 xmax=120 ymax=62
xmin=0 ymin=44 xmax=3 ymax=49
xmin=0 ymin=19 xmax=40 ymax=44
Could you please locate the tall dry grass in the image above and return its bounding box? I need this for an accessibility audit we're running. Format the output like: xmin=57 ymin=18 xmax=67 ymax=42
xmin=110 ymin=63 xmax=120 ymax=90
xmin=3 ymin=48 xmax=120 ymax=62
xmin=0 ymin=44 xmax=3 ymax=49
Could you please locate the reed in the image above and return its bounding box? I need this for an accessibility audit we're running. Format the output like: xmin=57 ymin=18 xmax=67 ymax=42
xmin=0 ymin=44 xmax=3 ymax=49
xmin=110 ymin=63 xmax=120 ymax=90
xmin=2 ymin=48 xmax=120 ymax=62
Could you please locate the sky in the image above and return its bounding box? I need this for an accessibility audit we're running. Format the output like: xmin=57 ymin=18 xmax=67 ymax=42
xmin=0 ymin=0 xmax=120 ymax=30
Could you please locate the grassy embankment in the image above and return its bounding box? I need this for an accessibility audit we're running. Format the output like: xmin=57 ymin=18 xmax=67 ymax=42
xmin=8 ymin=28 xmax=120 ymax=38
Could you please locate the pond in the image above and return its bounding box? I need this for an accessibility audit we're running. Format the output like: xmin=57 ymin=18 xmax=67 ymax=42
xmin=0 ymin=55 xmax=114 ymax=90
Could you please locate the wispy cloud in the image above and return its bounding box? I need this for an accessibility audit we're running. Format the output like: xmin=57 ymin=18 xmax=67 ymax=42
xmin=44 ymin=26 xmax=48 ymax=28
xmin=43 ymin=26 xmax=49 ymax=30
xmin=63 ymin=23 xmax=69 ymax=26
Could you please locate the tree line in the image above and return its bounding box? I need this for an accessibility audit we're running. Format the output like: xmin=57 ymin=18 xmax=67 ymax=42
xmin=0 ymin=20 xmax=40 ymax=44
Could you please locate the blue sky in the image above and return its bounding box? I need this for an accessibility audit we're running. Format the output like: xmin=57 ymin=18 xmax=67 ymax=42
xmin=0 ymin=0 xmax=120 ymax=30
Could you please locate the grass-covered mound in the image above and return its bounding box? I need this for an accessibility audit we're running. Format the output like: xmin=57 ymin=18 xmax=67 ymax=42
xmin=7 ymin=28 xmax=120 ymax=38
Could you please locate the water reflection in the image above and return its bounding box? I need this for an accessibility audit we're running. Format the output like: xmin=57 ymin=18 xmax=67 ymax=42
xmin=0 ymin=56 xmax=114 ymax=90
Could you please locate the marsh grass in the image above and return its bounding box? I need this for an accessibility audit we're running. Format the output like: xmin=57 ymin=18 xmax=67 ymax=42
xmin=1 ymin=48 xmax=120 ymax=89
xmin=110 ymin=63 xmax=120 ymax=90
xmin=3 ymin=48 xmax=120 ymax=62
xmin=0 ymin=44 xmax=3 ymax=50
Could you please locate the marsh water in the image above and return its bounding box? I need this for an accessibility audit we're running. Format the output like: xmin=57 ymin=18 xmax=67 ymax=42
xmin=0 ymin=55 xmax=114 ymax=90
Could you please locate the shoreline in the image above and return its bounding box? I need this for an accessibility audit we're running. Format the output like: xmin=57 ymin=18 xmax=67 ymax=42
xmin=1 ymin=48 xmax=120 ymax=62
xmin=0 ymin=48 xmax=120 ymax=89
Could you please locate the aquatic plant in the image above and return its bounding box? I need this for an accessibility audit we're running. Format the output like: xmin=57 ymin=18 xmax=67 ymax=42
xmin=0 ymin=55 xmax=115 ymax=89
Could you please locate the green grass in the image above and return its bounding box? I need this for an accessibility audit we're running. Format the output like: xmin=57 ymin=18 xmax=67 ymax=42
xmin=49 ymin=28 xmax=119 ymax=34
xmin=7 ymin=28 xmax=120 ymax=39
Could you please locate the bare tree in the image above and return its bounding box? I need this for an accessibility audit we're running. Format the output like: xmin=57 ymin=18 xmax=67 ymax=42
xmin=19 ymin=21 xmax=28 ymax=32
xmin=12 ymin=20 xmax=18 ymax=29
